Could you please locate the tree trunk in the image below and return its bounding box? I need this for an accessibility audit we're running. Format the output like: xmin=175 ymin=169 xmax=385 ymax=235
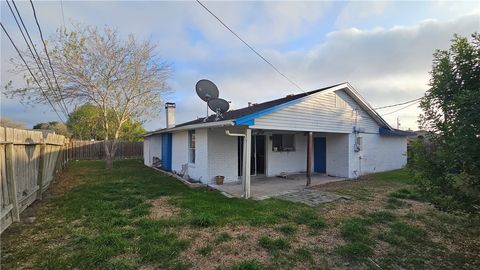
xmin=105 ymin=154 xmax=113 ymax=169
xmin=104 ymin=140 xmax=113 ymax=169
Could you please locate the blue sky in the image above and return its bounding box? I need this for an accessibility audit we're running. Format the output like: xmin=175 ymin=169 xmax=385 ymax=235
xmin=1 ymin=0 xmax=479 ymax=131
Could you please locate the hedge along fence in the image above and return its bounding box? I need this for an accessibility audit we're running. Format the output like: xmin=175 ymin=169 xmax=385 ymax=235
xmin=0 ymin=127 xmax=67 ymax=233
xmin=67 ymin=140 xmax=143 ymax=160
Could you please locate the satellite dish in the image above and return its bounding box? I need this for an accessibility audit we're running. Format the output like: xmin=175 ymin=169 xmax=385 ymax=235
xmin=196 ymin=79 xmax=219 ymax=102
xmin=208 ymin=98 xmax=230 ymax=113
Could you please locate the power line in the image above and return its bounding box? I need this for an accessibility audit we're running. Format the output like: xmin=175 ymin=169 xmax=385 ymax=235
xmin=374 ymin=97 xmax=422 ymax=110
xmin=1 ymin=22 xmax=65 ymax=122
xmin=60 ymin=0 xmax=66 ymax=28
xmin=7 ymin=0 xmax=69 ymax=118
xmin=195 ymin=0 xmax=306 ymax=93
xmin=381 ymin=100 xmax=420 ymax=116
xmin=30 ymin=0 xmax=70 ymax=116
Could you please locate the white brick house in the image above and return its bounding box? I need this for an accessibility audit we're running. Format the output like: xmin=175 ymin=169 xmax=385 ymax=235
xmin=144 ymin=83 xmax=409 ymax=198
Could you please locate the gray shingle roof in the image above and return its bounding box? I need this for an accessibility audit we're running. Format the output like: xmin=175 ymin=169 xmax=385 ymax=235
xmin=174 ymin=83 xmax=345 ymax=128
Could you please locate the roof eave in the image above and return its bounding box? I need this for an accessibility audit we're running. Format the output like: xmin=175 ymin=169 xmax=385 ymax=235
xmin=144 ymin=120 xmax=234 ymax=136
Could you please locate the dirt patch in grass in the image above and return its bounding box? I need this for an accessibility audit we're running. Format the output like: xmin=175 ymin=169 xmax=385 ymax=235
xmin=51 ymin=166 xmax=94 ymax=194
xmin=178 ymin=225 xmax=275 ymax=270
xmin=292 ymin=225 xmax=345 ymax=252
xmin=147 ymin=196 xmax=179 ymax=220
xmin=319 ymin=195 xmax=388 ymax=222
xmin=177 ymin=223 xmax=347 ymax=269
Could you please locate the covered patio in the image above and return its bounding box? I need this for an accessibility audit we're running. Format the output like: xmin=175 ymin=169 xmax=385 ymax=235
xmin=209 ymin=173 xmax=346 ymax=200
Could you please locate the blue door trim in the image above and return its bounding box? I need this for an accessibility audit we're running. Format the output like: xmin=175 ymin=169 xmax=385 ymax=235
xmin=314 ymin=137 xmax=326 ymax=173
xmin=161 ymin=133 xmax=172 ymax=171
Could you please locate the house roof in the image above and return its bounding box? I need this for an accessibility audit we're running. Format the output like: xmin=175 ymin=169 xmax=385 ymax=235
xmin=174 ymin=83 xmax=344 ymax=128
xmin=145 ymin=82 xmax=395 ymax=136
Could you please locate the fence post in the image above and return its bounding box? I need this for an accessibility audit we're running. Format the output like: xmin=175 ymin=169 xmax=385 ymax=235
xmin=5 ymin=143 xmax=20 ymax=222
xmin=37 ymin=143 xmax=46 ymax=200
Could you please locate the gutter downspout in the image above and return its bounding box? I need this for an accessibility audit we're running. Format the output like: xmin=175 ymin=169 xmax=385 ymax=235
xmin=225 ymin=130 xmax=251 ymax=199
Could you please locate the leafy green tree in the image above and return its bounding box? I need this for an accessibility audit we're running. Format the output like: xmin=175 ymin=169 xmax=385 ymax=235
xmin=33 ymin=121 xmax=70 ymax=137
xmin=66 ymin=103 xmax=104 ymax=140
xmin=411 ymin=33 xmax=480 ymax=212
xmin=67 ymin=103 xmax=146 ymax=142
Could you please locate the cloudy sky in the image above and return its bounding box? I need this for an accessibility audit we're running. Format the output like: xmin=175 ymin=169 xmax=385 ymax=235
xmin=1 ymin=0 xmax=479 ymax=131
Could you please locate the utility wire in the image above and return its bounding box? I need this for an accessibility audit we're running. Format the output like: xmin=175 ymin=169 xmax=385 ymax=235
xmin=29 ymin=0 xmax=70 ymax=116
xmin=7 ymin=0 xmax=68 ymax=119
xmin=1 ymin=22 xmax=65 ymax=122
xmin=60 ymin=0 xmax=66 ymax=28
xmin=374 ymin=97 xmax=422 ymax=110
xmin=381 ymin=100 xmax=420 ymax=116
xmin=196 ymin=0 xmax=306 ymax=93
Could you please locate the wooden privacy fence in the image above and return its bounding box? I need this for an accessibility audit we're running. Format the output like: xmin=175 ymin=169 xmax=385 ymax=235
xmin=67 ymin=140 xmax=143 ymax=160
xmin=0 ymin=128 xmax=143 ymax=233
xmin=1 ymin=127 xmax=67 ymax=233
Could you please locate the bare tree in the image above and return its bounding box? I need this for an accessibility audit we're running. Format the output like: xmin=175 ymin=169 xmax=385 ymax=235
xmin=5 ymin=25 xmax=171 ymax=169
xmin=0 ymin=117 xmax=26 ymax=129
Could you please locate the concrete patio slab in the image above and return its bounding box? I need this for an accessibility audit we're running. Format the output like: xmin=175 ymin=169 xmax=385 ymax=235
xmin=275 ymin=190 xmax=351 ymax=206
xmin=209 ymin=174 xmax=346 ymax=200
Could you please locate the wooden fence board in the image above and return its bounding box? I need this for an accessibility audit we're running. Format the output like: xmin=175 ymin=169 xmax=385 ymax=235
xmin=67 ymin=140 xmax=142 ymax=160
xmin=0 ymin=127 xmax=142 ymax=233
xmin=0 ymin=127 xmax=67 ymax=233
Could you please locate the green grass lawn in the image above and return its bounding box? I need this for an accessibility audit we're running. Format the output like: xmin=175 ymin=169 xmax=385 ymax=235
xmin=1 ymin=160 xmax=479 ymax=269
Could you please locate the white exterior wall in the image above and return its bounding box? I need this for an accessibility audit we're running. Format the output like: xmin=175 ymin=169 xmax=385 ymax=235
xmin=207 ymin=127 xmax=239 ymax=184
xmin=172 ymin=131 xmax=188 ymax=173
xmin=143 ymin=134 xmax=162 ymax=166
xmin=172 ymin=129 xmax=209 ymax=183
xmin=143 ymin=138 xmax=150 ymax=166
xmin=259 ymin=132 xmax=349 ymax=178
xmin=348 ymin=133 xmax=407 ymax=178
xmin=323 ymin=133 xmax=350 ymax=178
xmin=264 ymin=132 xmax=307 ymax=177
xmin=252 ymin=90 xmax=380 ymax=134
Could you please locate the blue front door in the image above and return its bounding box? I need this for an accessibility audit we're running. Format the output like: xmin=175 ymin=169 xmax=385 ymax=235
xmin=314 ymin=137 xmax=326 ymax=173
xmin=161 ymin=133 xmax=172 ymax=171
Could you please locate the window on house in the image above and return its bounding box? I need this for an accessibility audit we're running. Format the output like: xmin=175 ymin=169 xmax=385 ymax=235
xmin=272 ymin=134 xmax=295 ymax=152
xmin=188 ymin=130 xmax=195 ymax=163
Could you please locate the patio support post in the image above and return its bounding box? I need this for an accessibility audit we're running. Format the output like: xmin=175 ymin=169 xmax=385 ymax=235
xmin=243 ymin=129 xmax=252 ymax=198
xmin=306 ymin=131 xmax=313 ymax=186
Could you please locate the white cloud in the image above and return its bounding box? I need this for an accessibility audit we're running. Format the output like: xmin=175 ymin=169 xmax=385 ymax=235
xmin=1 ymin=1 xmax=478 ymax=132
xmin=335 ymin=1 xmax=390 ymax=28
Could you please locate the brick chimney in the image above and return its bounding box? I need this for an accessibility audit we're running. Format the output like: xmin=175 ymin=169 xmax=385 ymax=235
xmin=165 ymin=102 xmax=176 ymax=128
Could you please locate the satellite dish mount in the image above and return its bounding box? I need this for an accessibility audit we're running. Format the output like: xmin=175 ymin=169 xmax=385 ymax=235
xmin=196 ymin=79 xmax=219 ymax=122
xmin=195 ymin=79 xmax=229 ymax=122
